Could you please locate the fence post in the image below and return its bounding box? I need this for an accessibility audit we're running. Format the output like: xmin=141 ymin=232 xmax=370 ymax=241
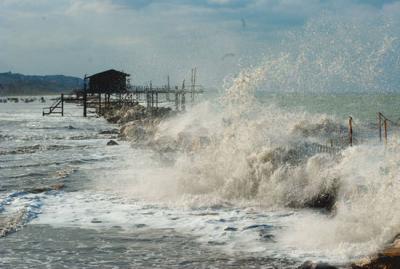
xmin=348 ymin=116 xmax=353 ymax=147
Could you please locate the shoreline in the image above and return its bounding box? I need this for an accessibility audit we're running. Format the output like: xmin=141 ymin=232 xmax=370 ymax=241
xmin=101 ymin=103 xmax=400 ymax=269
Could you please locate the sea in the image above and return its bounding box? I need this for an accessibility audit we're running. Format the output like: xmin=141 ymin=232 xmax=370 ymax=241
xmin=1 ymin=91 xmax=400 ymax=269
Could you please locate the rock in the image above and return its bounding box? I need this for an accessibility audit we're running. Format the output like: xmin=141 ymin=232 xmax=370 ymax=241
xmin=352 ymin=238 xmax=400 ymax=269
xmin=91 ymin=218 xmax=102 ymax=223
xmin=25 ymin=183 xmax=65 ymax=194
xmin=107 ymin=140 xmax=119 ymax=146
xmin=50 ymin=183 xmax=65 ymax=190
xmin=117 ymin=106 xmax=146 ymax=124
xmin=0 ymin=208 xmax=27 ymax=238
xmin=120 ymin=121 xmax=148 ymax=141
xmin=99 ymin=129 xmax=119 ymax=135
xmin=224 ymin=227 xmax=238 ymax=231
xmin=105 ymin=114 xmax=121 ymax=124
xmin=148 ymin=135 xmax=178 ymax=152
xmin=304 ymin=191 xmax=337 ymax=212
xmin=351 ymin=255 xmax=400 ymax=269
xmin=298 ymin=261 xmax=338 ymax=269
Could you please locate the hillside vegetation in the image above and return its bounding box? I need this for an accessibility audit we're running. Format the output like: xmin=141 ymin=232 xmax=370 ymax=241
xmin=0 ymin=72 xmax=83 ymax=95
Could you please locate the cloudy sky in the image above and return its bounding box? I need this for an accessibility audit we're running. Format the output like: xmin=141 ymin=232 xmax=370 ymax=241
xmin=0 ymin=0 xmax=399 ymax=87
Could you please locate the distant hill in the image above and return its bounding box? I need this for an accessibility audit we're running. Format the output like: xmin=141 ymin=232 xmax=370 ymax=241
xmin=0 ymin=72 xmax=83 ymax=95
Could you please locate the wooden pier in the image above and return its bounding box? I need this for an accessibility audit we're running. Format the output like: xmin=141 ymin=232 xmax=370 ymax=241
xmin=42 ymin=68 xmax=204 ymax=117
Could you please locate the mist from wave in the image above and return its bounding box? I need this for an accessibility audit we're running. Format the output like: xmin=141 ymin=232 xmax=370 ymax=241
xmin=86 ymin=12 xmax=400 ymax=265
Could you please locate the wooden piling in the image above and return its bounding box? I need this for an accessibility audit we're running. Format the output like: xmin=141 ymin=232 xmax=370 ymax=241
xmin=181 ymin=80 xmax=185 ymax=111
xmin=83 ymin=75 xmax=87 ymax=117
xmin=146 ymin=91 xmax=148 ymax=108
xmin=61 ymin=93 xmax=64 ymax=117
xmin=83 ymin=92 xmax=87 ymax=117
xmin=182 ymin=93 xmax=186 ymax=111
xmin=167 ymin=75 xmax=170 ymax=101
xmin=384 ymin=119 xmax=388 ymax=146
xmin=98 ymin=93 xmax=102 ymax=114
xmin=349 ymin=116 xmax=353 ymax=147
xmin=378 ymin=112 xmax=382 ymax=142
xmin=191 ymin=68 xmax=197 ymax=103
xmin=175 ymin=87 xmax=179 ymax=111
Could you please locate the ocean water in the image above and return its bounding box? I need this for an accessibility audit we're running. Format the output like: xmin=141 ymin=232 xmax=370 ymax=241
xmin=1 ymin=92 xmax=400 ymax=269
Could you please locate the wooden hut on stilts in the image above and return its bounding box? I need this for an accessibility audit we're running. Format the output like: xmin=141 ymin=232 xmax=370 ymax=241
xmin=84 ymin=69 xmax=130 ymax=117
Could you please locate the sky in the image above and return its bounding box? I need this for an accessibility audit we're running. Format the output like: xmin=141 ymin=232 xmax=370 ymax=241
xmin=0 ymin=0 xmax=400 ymax=88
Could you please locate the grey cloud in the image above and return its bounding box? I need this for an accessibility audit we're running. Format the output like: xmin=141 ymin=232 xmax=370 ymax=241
xmin=0 ymin=0 xmax=399 ymax=89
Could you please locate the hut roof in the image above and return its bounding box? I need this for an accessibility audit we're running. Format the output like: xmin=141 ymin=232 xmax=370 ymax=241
xmin=87 ymin=69 xmax=130 ymax=79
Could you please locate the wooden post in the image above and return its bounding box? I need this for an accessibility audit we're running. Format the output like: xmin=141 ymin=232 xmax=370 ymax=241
xmin=145 ymin=91 xmax=148 ymax=108
xmin=167 ymin=75 xmax=170 ymax=101
xmin=99 ymin=93 xmax=102 ymax=114
xmin=156 ymin=92 xmax=158 ymax=108
xmin=181 ymin=80 xmax=185 ymax=111
xmin=182 ymin=93 xmax=186 ymax=111
xmin=384 ymin=119 xmax=388 ymax=146
xmin=83 ymin=92 xmax=87 ymax=117
xmin=150 ymin=82 xmax=153 ymax=112
xmin=191 ymin=67 xmax=196 ymax=103
xmin=175 ymin=86 xmax=179 ymax=111
xmin=349 ymin=116 xmax=353 ymax=147
xmin=378 ymin=112 xmax=382 ymax=142
xmin=61 ymin=93 xmax=64 ymax=117
xmin=191 ymin=68 xmax=194 ymax=103
xmin=83 ymin=75 xmax=87 ymax=117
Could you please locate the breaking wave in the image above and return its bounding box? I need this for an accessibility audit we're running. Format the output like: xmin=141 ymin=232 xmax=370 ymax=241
xmin=111 ymin=12 xmax=400 ymax=262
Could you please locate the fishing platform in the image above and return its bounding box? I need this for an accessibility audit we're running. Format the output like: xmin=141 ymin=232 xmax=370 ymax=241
xmin=43 ymin=69 xmax=204 ymax=117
